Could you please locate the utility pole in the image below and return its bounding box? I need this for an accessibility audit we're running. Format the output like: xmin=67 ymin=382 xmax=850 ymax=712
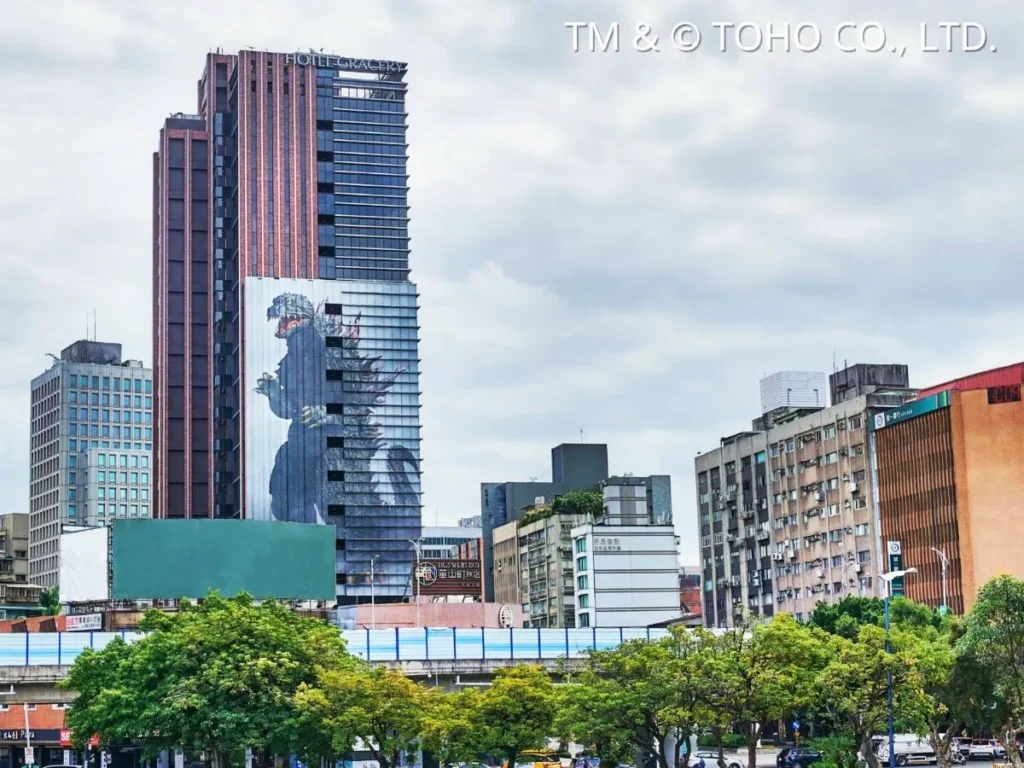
xmin=408 ymin=539 xmax=422 ymax=627
xmin=370 ymin=555 xmax=379 ymax=630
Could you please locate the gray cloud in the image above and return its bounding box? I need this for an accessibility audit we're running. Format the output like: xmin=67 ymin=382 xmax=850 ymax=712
xmin=0 ymin=0 xmax=1021 ymax=565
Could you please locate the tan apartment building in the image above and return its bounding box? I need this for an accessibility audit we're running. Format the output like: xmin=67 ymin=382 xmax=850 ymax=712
xmin=767 ymin=391 xmax=913 ymax=620
xmin=492 ymin=504 xmax=577 ymax=628
xmin=875 ymin=363 xmax=1024 ymax=614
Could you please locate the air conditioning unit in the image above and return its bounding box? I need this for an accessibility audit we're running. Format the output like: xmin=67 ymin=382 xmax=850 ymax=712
xmin=839 ymin=447 xmax=849 ymax=456
xmin=814 ymin=491 xmax=824 ymax=501
xmin=789 ymin=550 xmax=798 ymax=559
xmin=852 ymin=564 xmax=862 ymax=573
xmin=772 ymin=553 xmax=784 ymax=561
xmin=848 ymin=481 xmax=859 ymax=494
xmin=816 ymin=569 xmax=825 ymax=579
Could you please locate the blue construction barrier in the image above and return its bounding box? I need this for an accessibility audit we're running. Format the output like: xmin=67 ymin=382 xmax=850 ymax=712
xmin=0 ymin=627 xmax=672 ymax=666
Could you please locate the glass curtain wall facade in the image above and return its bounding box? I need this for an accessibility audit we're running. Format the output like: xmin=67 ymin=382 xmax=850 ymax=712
xmin=154 ymin=51 xmax=421 ymax=602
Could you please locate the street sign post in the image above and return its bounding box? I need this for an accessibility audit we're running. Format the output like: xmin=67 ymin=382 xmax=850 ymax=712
xmin=24 ymin=747 xmax=34 ymax=766
xmin=887 ymin=542 xmax=905 ymax=596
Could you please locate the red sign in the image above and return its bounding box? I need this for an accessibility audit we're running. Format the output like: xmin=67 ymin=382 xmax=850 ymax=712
xmin=60 ymin=731 xmax=100 ymax=747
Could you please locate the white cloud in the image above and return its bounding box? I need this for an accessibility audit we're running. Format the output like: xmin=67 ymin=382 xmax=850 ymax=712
xmin=1 ymin=0 xmax=1022 ymax=566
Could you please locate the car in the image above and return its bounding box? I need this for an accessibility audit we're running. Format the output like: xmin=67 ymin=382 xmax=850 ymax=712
xmin=782 ymin=749 xmax=822 ymax=768
xmin=693 ymin=751 xmax=742 ymax=768
xmin=986 ymin=740 xmax=1006 ymax=760
xmin=777 ymin=749 xmax=794 ymax=768
xmin=968 ymin=742 xmax=995 ymax=760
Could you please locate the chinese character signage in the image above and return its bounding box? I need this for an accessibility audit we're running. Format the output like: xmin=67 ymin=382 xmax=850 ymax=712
xmin=594 ymin=537 xmax=622 ymax=552
xmin=872 ymin=391 xmax=950 ymax=430
xmin=888 ymin=541 xmax=905 ymax=597
xmin=414 ymin=559 xmax=482 ymax=597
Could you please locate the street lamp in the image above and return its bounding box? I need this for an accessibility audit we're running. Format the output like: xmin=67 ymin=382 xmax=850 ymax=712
xmin=930 ymin=548 xmax=950 ymax=615
xmin=370 ymin=555 xmax=380 ymax=630
xmin=408 ymin=539 xmax=423 ymax=627
xmin=880 ymin=567 xmax=917 ymax=768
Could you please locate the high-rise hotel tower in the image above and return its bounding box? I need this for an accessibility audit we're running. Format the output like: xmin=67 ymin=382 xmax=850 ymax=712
xmin=153 ymin=50 xmax=422 ymax=602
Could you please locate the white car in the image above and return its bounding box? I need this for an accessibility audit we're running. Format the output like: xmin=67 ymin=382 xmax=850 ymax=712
xmin=693 ymin=752 xmax=743 ymax=768
xmin=968 ymin=742 xmax=995 ymax=760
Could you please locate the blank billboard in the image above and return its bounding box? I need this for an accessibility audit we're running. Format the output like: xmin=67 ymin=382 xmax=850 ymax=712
xmin=59 ymin=526 xmax=110 ymax=603
xmin=110 ymin=519 xmax=335 ymax=600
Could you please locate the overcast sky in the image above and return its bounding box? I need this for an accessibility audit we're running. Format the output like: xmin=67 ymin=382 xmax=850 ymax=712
xmin=2 ymin=1 xmax=1021 ymax=564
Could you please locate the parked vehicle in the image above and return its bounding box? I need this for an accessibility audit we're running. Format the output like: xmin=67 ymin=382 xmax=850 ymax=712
xmin=953 ymin=739 xmax=972 ymax=760
xmin=968 ymin=741 xmax=995 ymax=760
xmin=693 ymin=752 xmax=742 ymax=768
xmin=875 ymin=734 xmax=936 ymax=766
xmin=777 ymin=749 xmax=794 ymax=768
xmin=780 ymin=749 xmax=822 ymax=768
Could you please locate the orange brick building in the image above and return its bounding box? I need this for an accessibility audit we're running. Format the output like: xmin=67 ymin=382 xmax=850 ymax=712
xmin=874 ymin=363 xmax=1024 ymax=613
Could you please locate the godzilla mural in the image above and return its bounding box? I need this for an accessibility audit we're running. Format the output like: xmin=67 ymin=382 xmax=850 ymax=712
xmin=252 ymin=292 xmax=420 ymax=526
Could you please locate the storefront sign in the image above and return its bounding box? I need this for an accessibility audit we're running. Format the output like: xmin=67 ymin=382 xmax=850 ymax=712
xmin=414 ymin=559 xmax=482 ymax=596
xmin=60 ymin=731 xmax=99 ymax=747
xmin=65 ymin=613 xmax=103 ymax=632
xmin=872 ymin=391 xmax=950 ymax=430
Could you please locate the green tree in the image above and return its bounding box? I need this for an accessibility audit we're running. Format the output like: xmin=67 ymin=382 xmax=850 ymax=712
xmin=551 ymin=490 xmax=604 ymax=520
xmin=901 ymin=619 xmax=998 ymax=768
xmin=63 ymin=591 xmax=353 ymax=766
xmin=813 ymin=624 xmax=927 ymax=768
xmin=709 ymin=616 xmax=824 ymax=768
xmin=40 ymin=587 xmax=60 ymax=616
xmin=808 ymin=596 xmax=940 ymax=640
xmin=419 ymin=687 xmax=482 ymax=765
xmin=472 ymin=665 xmax=556 ymax=767
xmin=296 ymin=665 xmax=425 ymax=768
xmin=557 ymin=630 xmax=709 ymax=768
xmin=959 ymin=575 xmax=1024 ymax=768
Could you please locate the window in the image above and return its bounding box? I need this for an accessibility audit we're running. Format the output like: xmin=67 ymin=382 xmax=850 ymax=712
xmin=68 ymin=471 xmax=76 ymax=484
xmin=823 ymin=424 xmax=837 ymax=439
xmin=855 ymin=523 xmax=869 ymax=536
xmin=577 ymin=575 xmax=589 ymax=590
xmin=577 ymin=556 xmax=589 ymax=571
xmin=120 ymin=455 xmax=128 ymax=467
xmin=824 ymin=452 xmax=839 ymax=465
xmin=827 ymin=504 xmax=839 ymax=516
xmin=755 ymin=451 xmax=766 ymax=464
xmin=130 ymin=472 xmax=138 ymax=483
xmin=68 ymin=505 xmax=76 ymax=518
xmin=98 ymin=454 xmax=106 ymax=467
xmin=131 ymin=455 xmax=138 ymax=468
xmin=141 ymin=473 xmax=149 ymax=484
xmin=123 ymin=379 xmax=131 ymax=392
xmin=575 ymin=538 xmax=587 ymax=554
xmin=145 ymin=380 xmax=152 ymax=393
xmin=69 ymin=391 xmax=77 ymax=404
xmin=786 ymin=439 xmax=795 ymax=452
xmin=701 ymin=535 xmax=711 ymax=548
xmin=120 ymin=472 xmax=127 ymax=483
xmin=828 ymin=530 xmax=843 ymax=543
xmin=849 ymin=416 xmax=861 ymax=430
xmin=713 ymin=532 xmax=724 ymax=545
xmin=831 ymin=555 xmax=843 ymax=568
xmin=142 ymin=456 xmax=149 ymax=468
xmin=91 ymin=376 xmax=99 ymax=388
xmin=853 ymin=498 xmax=867 ymax=509
xmin=70 ymin=374 xmax=78 ymax=386
xmin=857 ymin=550 xmax=871 ymax=564
xmin=770 ymin=444 xmax=780 ymax=457
xmin=578 ymin=594 xmax=590 ymax=609
xmin=578 ymin=612 xmax=590 ymax=627
xmin=102 ymin=377 xmax=110 ymax=390
xmin=130 ymin=489 xmax=138 ymax=501
xmin=142 ymin=505 xmax=149 ymax=517
xmin=98 ymin=504 xmax=105 ymax=516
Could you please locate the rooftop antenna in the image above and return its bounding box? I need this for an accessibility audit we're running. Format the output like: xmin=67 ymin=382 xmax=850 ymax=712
xmin=93 ymin=309 xmax=97 ymax=341
xmin=580 ymin=427 xmax=585 ymax=443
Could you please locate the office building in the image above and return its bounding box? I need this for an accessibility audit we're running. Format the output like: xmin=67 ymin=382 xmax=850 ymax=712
xmin=420 ymin=525 xmax=482 ymax=560
xmin=759 ymin=371 xmax=829 ymax=414
xmin=875 ymin=363 xmax=1024 ymax=614
xmin=153 ymin=50 xmax=421 ymax=602
xmin=696 ymin=431 xmax=772 ymax=627
xmin=481 ymin=443 xmax=608 ymax=600
xmin=29 ymin=341 xmax=153 ymax=587
xmin=697 ymin=363 xmax=915 ymax=626
xmin=571 ymin=478 xmax=680 ymax=627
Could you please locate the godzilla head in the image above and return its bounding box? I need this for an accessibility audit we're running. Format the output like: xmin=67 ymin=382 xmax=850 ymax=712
xmin=267 ymin=293 xmax=315 ymax=338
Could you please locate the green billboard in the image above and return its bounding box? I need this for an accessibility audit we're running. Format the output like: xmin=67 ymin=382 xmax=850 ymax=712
xmin=110 ymin=519 xmax=335 ymax=600
xmin=871 ymin=390 xmax=950 ymax=431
